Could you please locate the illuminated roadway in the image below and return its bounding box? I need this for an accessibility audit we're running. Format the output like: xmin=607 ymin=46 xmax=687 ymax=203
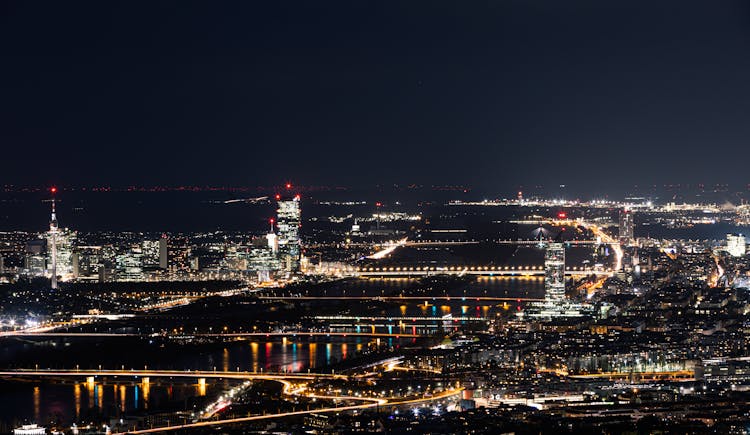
xmin=0 ymin=369 xmax=462 ymax=434
xmin=114 ymin=387 xmax=462 ymax=434
xmin=559 ymin=219 xmax=623 ymax=273
xmin=368 ymin=238 xmax=407 ymax=259
xmin=361 ymin=219 xmax=620 ymax=279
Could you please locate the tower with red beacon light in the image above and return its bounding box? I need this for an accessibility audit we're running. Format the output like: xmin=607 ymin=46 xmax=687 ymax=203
xmin=49 ymin=187 xmax=58 ymax=289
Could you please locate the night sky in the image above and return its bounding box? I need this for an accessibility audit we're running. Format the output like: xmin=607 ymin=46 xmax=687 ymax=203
xmin=2 ymin=1 xmax=750 ymax=190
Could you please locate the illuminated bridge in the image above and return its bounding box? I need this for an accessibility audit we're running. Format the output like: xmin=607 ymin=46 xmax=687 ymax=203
xmin=353 ymin=265 xmax=613 ymax=277
xmin=258 ymin=295 xmax=545 ymax=302
xmin=0 ymin=331 xmax=423 ymax=339
xmin=313 ymin=315 xmax=487 ymax=322
xmin=0 ymin=368 xmax=340 ymax=381
xmin=403 ymin=239 xmax=603 ymax=246
xmin=314 ymin=314 xmax=492 ymax=334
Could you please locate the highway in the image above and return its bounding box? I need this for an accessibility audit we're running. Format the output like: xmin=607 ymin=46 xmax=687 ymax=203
xmin=564 ymin=219 xmax=623 ymax=273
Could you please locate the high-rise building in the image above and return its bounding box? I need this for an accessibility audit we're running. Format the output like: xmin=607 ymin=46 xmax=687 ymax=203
xmin=619 ymin=209 xmax=634 ymax=245
xmin=72 ymin=246 xmax=103 ymax=281
xmin=165 ymin=236 xmax=191 ymax=273
xmin=244 ymin=247 xmax=281 ymax=281
xmin=141 ymin=240 xmax=160 ymax=268
xmin=525 ymin=241 xmax=585 ymax=318
xmin=727 ymin=233 xmax=746 ymax=257
xmin=48 ymin=228 xmax=76 ymax=281
xmin=115 ymin=252 xmax=144 ymax=281
xmin=544 ymin=242 xmax=566 ymax=301
xmin=24 ymin=239 xmax=46 ymax=277
xmin=159 ymin=235 xmax=168 ymax=269
xmin=276 ymin=193 xmax=301 ymax=273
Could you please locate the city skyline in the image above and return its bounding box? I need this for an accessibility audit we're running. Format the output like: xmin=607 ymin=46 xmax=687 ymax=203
xmin=5 ymin=2 xmax=750 ymax=434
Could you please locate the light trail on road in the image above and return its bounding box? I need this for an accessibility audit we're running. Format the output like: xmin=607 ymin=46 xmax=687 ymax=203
xmin=368 ymin=237 xmax=408 ymax=259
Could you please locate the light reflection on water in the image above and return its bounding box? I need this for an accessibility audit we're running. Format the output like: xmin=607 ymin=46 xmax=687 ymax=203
xmin=1 ymin=379 xmax=215 ymax=428
xmin=0 ymin=339 xmax=371 ymax=427
xmin=0 ymin=277 xmax=541 ymax=426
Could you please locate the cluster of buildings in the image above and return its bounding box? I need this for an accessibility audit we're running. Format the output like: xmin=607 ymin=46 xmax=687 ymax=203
xmin=0 ymin=191 xmax=303 ymax=286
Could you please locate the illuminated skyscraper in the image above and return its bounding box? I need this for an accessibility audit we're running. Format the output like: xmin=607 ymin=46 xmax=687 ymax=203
xmin=524 ymin=241 xmax=584 ymax=318
xmin=619 ymin=209 xmax=634 ymax=245
xmin=141 ymin=240 xmax=160 ymax=268
xmin=544 ymin=242 xmax=566 ymax=301
xmin=45 ymin=189 xmax=76 ymax=286
xmin=276 ymin=193 xmax=301 ymax=273
xmin=49 ymin=228 xmax=76 ymax=281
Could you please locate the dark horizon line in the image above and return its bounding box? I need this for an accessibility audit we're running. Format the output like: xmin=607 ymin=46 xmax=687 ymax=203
xmin=2 ymin=182 xmax=748 ymax=192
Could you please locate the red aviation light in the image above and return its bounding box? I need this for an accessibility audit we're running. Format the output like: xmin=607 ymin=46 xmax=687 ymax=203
xmin=558 ymin=212 xmax=567 ymax=219
xmin=275 ymin=194 xmax=281 ymax=200
xmin=294 ymin=194 xmax=301 ymax=200
xmin=50 ymin=186 xmax=57 ymax=194
xmin=285 ymin=183 xmax=292 ymax=189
